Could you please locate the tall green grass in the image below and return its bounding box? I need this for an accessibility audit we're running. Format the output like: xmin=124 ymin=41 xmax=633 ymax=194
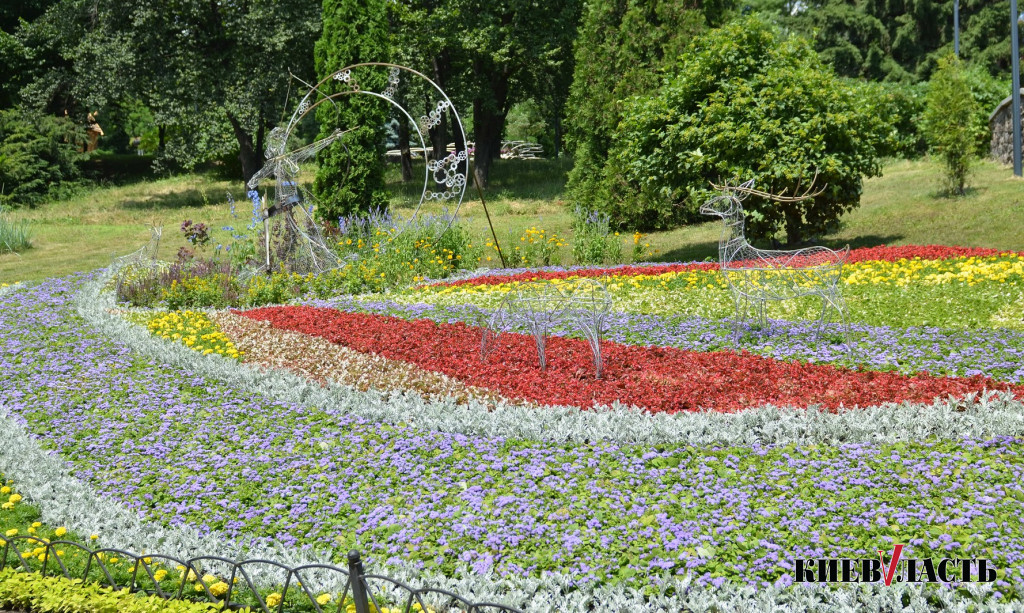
xmin=0 ymin=207 xmax=31 ymax=254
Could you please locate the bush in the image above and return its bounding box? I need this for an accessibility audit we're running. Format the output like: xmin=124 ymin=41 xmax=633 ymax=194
xmin=855 ymin=80 xmax=929 ymax=159
xmin=564 ymin=0 xmax=709 ymax=213
xmin=602 ymin=16 xmax=889 ymax=244
xmin=962 ymin=64 xmax=1008 ymax=157
xmin=923 ymin=54 xmax=980 ymax=196
xmin=0 ymin=108 xmax=83 ymax=207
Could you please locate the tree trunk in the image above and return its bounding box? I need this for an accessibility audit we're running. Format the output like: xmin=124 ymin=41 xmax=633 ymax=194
xmin=398 ymin=116 xmax=413 ymax=182
xmin=553 ymin=114 xmax=562 ymax=159
xmin=430 ymin=54 xmax=451 ymax=161
xmin=158 ymin=125 xmax=166 ymax=152
xmin=429 ymin=108 xmax=448 ymax=161
xmin=472 ymin=100 xmax=506 ymax=189
xmin=784 ymin=206 xmax=804 ymax=246
xmin=450 ymin=107 xmax=467 ymax=178
xmin=471 ymin=63 xmax=511 ymax=189
xmin=226 ymin=111 xmax=261 ymax=184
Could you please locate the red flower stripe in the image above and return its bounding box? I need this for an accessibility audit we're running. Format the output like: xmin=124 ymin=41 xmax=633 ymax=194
xmin=431 ymin=245 xmax=1020 ymax=289
xmin=236 ymin=306 xmax=1023 ymax=414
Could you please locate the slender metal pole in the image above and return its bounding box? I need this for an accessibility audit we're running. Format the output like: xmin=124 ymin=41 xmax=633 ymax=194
xmin=954 ymin=0 xmax=960 ymax=55
xmin=472 ymin=168 xmax=508 ymax=268
xmin=1012 ymin=0 xmax=1022 ymax=176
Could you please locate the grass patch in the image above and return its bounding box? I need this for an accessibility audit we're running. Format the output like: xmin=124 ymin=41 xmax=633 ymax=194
xmin=0 ymin=208 xmax=31 ymax=254
xmin=3 ymin=156 xmax=1024 ymax=283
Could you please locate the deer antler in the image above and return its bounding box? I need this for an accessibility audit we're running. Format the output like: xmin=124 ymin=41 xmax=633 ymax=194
xmin=710 ymin=171 xmax=826 ymax=203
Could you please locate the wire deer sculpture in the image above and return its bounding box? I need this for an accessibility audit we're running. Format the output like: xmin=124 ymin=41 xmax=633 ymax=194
xmin=700 ymin=177 xmax=851 ymax=345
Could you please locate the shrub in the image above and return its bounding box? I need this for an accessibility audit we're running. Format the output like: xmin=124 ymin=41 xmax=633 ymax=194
xmin=923 ymin=54 xmax=980 ymax=196
xmin=0 ymin=108 xmax=83 ymax=207
xmin=603 ymin=16 xmax=889 ymax=244
xmin=854 ymin=80 xmax=929 ymax=159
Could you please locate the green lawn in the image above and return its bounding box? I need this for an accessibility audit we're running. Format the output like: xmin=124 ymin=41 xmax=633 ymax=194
xmin=2 ymin=156 xmax=1024 ymax=284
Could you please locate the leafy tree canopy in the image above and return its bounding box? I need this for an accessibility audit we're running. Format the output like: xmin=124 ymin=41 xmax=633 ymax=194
xmin=603 ymin=16 xmax=890 ymax=244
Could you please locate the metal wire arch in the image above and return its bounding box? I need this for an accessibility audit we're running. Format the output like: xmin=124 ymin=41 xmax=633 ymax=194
xmin=272 ymin=62 xmax=469 ymax=237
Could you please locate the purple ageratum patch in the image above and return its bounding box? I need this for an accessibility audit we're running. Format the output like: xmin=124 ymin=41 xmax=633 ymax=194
xmin=1 ymin=277 xmax=1023 ymax=600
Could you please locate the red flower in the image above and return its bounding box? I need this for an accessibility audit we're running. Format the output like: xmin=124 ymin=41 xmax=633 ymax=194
xmin=235 ymin=306 xmax=1023 ymax=414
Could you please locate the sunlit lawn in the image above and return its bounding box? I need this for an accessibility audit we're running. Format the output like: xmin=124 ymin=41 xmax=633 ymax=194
xmin=3 ymin=156 xmax=1024 ymax=284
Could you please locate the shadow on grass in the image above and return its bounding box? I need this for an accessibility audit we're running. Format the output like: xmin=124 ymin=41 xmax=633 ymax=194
xmin=386 ymin=157 xmax=572 ymax=207
xmin=80 ymin=154 xmax=157 ymax=185
xmin=819 ymin=233 xmax=905 ymax=251
xmin=120 ymin=188 xmax=221 ymax=210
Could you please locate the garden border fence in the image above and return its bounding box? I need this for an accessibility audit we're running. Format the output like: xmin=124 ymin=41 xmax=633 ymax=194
xmin=0 ymin=535 xmax=523 ymax=613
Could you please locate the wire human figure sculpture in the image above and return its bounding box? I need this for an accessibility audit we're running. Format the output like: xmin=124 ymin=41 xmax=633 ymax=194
xmin=481 ymin=279 xmax=612 ymax=378
xmin=243 ymin=126 xmax=351 ymax=278
xmin=699 ymin=178 xmax=851 ymax=345
xmin=243 ymin=63 xmax=474 ymax=278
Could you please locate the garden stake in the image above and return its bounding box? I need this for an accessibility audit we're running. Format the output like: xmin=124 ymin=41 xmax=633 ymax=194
xmin=473 ymin=169 xmax=507 ymax=268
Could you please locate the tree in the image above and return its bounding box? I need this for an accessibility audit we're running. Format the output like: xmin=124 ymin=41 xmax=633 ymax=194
xmin=923 ymin=54 xmax=980 ymax=196
xmin=564 ymin=0 xmax=725 ymax=213
xmin=604 ymin=17 xmax=889 ymax=244
xmin=441 ymin=0 xmax=583 ymax=187
xmin=313 ymin=0 xmax=391 ymax=220
xmin=0 ymin=107 xmax=82 ymax=207
xmin=756 ymin=0 xmax=1013 ymax=82
xmin=18 ymin=0 xmax=321 ymax=183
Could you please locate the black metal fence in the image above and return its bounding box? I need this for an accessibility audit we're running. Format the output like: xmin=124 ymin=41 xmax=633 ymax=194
xmin=0 ymin=535 xmax=523 ymax=613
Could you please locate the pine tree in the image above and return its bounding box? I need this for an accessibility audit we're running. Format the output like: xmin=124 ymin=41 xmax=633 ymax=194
xmin=564 ymin=0 xmax=715 ymax=215
xmin=313 ymin=0 xmax=391 ymax=221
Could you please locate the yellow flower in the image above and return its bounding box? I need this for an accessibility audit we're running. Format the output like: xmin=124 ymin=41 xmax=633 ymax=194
xmin=265 ymin=593 xmax=282 ymax=608
xmin=5 ymin=529 xmax=17 ymax=537
xmin=90 ymin=534 xmax=98 ymax=540
xmin=26 ymin=527 xmax=35 ymax=534
xmin=54 ymin=527 xmax=67 ymax=537
xmin=31 ymin=522 xmax=41 ymax=528
xmin=154 ymin=569 xmax=168 ymax=582
xmin=209 ymin=581 xmax=230 ymax=597
xmin=317 ymin=594 xmax=332 ymax=605
xmin=8 ymin=494 xmax=21 ymax=503
xmin=202 ymin=573 xmax=217 ymax=585
xmin=0 ymin=486 xmax=9 ymax=494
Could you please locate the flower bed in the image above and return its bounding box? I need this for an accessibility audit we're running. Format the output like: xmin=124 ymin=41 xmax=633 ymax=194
xmin=2 ymin=244 xmax=1024 ymax=610
xmin=235 ymin=306 xmax=1023 ymax=413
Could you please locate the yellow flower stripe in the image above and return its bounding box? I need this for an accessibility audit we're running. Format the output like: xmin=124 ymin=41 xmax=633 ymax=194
xmin=146 ymin=310 xmax=243 ymax=360
xmin=410 ymin=255 xmax=1024 ymax=299
xmin=844 ymin=255 xmax=1024 ymax=286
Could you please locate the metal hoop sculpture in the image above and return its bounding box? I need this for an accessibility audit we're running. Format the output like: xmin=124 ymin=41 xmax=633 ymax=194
xmin=700 ymin=179 xmax=851 ymax=345
xmin=245 ymin=63 xmax=469 ymax=277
